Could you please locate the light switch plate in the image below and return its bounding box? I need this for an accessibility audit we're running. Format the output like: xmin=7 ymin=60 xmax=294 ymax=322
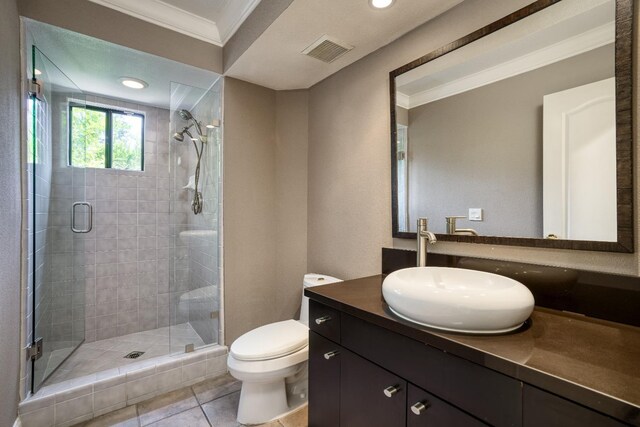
xmin=469 ymin=208 xmax=483 ymax=221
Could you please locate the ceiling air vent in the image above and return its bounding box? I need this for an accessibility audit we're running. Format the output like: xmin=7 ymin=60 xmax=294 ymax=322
xmin=302 ymin=35 xmax=354 ymax=63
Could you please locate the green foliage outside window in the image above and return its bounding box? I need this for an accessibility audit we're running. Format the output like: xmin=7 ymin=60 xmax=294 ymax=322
xmin=71 ymin=107 xmax=106 ymax=168
xmin=112 ymin=113 xmax=143 ymax=170
xmin=70 ymin=105 xmax=144 ymax=170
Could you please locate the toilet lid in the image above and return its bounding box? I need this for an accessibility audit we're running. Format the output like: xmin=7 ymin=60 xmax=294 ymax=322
xmin=231 ymin=320 xmax=308 ymax=361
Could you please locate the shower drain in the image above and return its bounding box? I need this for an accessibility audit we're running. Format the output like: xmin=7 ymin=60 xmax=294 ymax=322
xmin=124 ymin=351 xmax=145 ymax=359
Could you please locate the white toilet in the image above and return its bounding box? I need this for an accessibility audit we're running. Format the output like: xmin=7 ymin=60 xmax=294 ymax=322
xmin=227 ymin=273 xmax=342 ymax=425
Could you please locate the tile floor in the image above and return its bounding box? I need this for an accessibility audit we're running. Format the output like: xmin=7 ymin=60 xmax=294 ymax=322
xmin=74 ymin=374 xmax=307 ymax=427
xmin=45 ymin=323 xmax=206 ymax=386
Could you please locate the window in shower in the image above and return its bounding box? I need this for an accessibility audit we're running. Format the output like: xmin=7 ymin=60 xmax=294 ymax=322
xmin=69 ymin=104 xmax=144 ymax=170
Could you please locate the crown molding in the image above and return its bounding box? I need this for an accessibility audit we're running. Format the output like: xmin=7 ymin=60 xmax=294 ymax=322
xmin=88 ymin=0 xmax=223 ymax=46
xmin=217 ymin=0 xmax=262 ymax=45
xmin=395 ymin=92 xmax=410 ymax=110
xmin=401 ymin=22 xmax=614 ymax=109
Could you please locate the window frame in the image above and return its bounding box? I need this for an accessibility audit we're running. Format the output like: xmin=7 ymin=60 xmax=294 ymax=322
xmin=68 ymin=103 xmax=145 ymax=171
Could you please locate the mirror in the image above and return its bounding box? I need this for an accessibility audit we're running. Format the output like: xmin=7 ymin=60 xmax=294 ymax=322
xmin=390 ymin=0 xmax=633 ymax=252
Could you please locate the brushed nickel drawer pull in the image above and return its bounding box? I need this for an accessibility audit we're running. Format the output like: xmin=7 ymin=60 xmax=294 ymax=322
xmin=383 ymin=386 xmax=400 ymax=398
xmin=323 ymin=350 xmax=339 ymax=360
xmin=315 ymin=315 xmax=332 ymax=325
xmin=411 ymin=401 xmax=429 ymax=415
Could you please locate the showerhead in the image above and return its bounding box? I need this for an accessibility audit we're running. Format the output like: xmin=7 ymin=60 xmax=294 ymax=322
xmin=177 ymin=109 xmax=205 ymax=139
xmin=173 ymin=125 xmax=194 ymax=142
xmin=178 ymin=109 xmax=194 ymax=121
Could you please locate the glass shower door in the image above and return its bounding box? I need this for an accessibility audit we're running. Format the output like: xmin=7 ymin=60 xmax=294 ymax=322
xmin=29 ymin=46 xmax=89 ymax=392
xmin=169 ymin=78 xmax=223 ymax=352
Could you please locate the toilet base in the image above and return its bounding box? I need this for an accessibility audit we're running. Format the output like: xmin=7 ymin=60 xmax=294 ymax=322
xmin=237 ymin=379 xmax=288 ymax=425
xmin=230 ymin=361 xmax=308 ymax=425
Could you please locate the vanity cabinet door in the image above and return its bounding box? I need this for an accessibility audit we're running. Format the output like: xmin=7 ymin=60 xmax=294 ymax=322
xmin=523 ymin=385 xmax=628 ymax=427
xmin=340 ymin=348 xmax=407 ymax=427
xmin=309 ymin=331 xmax=341 ymax=427
xmin=407 ymin=384 xmax=487 ymax=427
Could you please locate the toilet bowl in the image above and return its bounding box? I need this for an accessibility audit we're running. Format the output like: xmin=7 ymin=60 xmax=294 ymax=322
xmin=227 ymin=273 xmax=342 ymax=425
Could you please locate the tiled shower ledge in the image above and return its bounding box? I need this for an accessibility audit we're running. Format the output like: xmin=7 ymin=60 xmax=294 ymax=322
xmin=19 ymin=345 xmax=228 ymax=427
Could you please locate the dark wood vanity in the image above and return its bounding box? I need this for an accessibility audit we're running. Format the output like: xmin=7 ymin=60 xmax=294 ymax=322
xmin=306 ymin=267 xmax=640 ymax=427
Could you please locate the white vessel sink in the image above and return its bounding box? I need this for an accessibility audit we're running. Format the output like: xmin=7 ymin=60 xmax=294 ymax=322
xmin=382 ymin=267 xmax=534 ymax=334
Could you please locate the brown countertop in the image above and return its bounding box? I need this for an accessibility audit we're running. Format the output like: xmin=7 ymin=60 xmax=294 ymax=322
xmin=305 ymin=275 xmax=640 ymax=425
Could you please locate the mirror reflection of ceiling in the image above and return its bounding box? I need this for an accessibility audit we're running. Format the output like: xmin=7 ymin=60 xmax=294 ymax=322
xmin=396 ymin=0 xmax=614 ymax=109
xmin=25 ymin=19 xmax=221 ymax=110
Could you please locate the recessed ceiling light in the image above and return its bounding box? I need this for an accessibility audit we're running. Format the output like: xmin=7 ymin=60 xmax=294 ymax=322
xmin=119 ymin=77 xmax=148 ymax=89
xmin=34 ymin=69 xmax=42 ymax=76
xmin=370 ymin=0 xmax=394 ymax=9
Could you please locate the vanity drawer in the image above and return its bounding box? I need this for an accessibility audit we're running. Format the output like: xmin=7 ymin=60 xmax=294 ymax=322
xmin=309 ymin=300 xmax=341 ymax=343
xmin=341 ymin=314 xmax=522 ymax=427
xmin=407 ymin=384 xmax=487 ymax=427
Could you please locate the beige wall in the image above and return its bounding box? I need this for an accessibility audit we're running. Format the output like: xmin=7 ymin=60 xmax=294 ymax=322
xmin=18 ymin=0 xmax=223 ymax=73
xmin=223 ymin=80 xmax=309 ymax=344
xmin=0 ymin=0 xmax=23 ymax=424
xmin=275 ymin=91 xmax=309 ymax=320
xmin=308 ymin=0 xmax=640 ymax=279
xmin=224 ymin=78 xmax=277 ymax=344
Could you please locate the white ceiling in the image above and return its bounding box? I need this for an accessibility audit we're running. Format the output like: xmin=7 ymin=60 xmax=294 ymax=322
xmin=26 ymin=19 xmax=221 ymax=109
xmin=88 ymin=0 xmax=464 ymax=90
xmin=226 ymin=0 xmax=463 ymax=90
xmin=28 ymin=0 xmax=467 ymax=100
xmin=87 ymin=0 xmax=261 ymax=46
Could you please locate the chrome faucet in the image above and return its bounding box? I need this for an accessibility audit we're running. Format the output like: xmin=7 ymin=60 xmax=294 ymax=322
xmin=417 ymin=217 xmax=437 ymax=267
xmin=445 ymin=216 xmax=479 ymax=236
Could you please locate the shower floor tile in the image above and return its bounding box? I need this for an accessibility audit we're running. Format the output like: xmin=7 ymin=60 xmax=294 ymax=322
xmin=44 ymin=323 xmax=205 ymax=386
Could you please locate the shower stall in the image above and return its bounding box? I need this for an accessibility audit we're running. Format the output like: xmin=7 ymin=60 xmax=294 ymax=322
xmin=24 ymin=22 xmax=223 ymax=397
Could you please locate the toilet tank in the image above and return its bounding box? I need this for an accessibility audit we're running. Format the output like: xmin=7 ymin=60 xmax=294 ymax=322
xmin=299 ymin=273 xmax=342 ymax=325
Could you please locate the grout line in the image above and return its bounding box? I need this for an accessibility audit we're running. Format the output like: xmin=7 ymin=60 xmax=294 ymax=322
xmin=198 ymin=405 xmax=213 ymax=427
xmin=135 ymin=404 xmax=141 ymax=427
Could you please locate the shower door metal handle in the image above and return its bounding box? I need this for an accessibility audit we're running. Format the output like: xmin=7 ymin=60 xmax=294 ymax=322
xmin=71 ymin=202 xmax=93 ymax=233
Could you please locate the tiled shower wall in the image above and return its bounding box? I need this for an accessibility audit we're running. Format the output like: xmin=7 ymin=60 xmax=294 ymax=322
xmin=50 ymin=94 xmax=173 ymax=343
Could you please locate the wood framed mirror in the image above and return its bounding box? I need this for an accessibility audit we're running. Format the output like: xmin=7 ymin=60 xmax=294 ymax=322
xmin=390 ymin=0 xmax=634 ymax=252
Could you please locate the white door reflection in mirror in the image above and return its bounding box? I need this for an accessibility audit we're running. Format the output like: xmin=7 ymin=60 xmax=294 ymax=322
xmin=543 ymin=78 xmax=616 ymax=241
xmin=397 ymin=124 xmax=409 ymax=231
